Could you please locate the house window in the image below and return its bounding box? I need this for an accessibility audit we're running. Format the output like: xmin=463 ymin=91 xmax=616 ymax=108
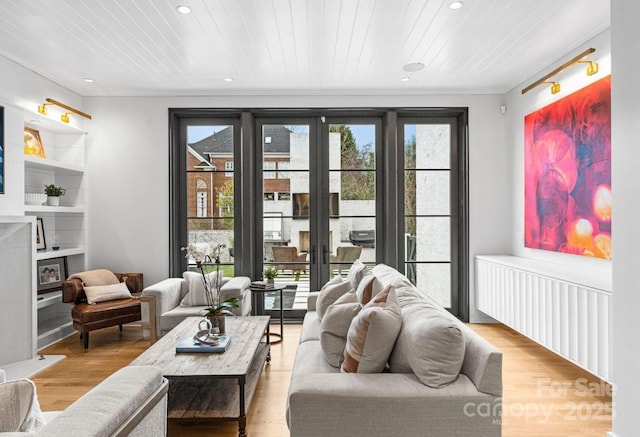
xmin=225 ymin=161 xmax=233 ymax=177
xmin=278 ymin=161 xmax=290 ymax=179
xmin=196 ymin=192 xmax=207 ymax=217
xmin=277 ymin=192 xmax=291 ymax=201
xmin=264 ymin=161 xmax=276 ymax=179
xmin=264 ymin=192 xmax=275 ymax=201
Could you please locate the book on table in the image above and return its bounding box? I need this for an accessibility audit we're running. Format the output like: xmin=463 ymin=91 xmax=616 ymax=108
xmin=176 ymin=335 xmax=232 ymax=353
xmin=250 ymin=281 xmax=274 ymax=290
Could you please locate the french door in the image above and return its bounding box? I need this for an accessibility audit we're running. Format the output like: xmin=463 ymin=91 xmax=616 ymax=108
xmin=170 ymin=108 xmax=468 ymax=322
xmin=255 ymin=117 xmax=382 ymax=320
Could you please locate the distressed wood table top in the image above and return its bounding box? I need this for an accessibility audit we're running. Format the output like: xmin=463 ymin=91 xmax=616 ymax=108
xmin=130 ymin=316 xmax=270 ymax=377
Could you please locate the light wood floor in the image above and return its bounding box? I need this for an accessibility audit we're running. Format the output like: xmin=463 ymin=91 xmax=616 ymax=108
xmin=34 ymin=323 xmax=611 ymax=437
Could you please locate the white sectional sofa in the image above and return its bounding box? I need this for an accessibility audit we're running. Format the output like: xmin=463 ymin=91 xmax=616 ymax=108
xmin=287 ymin=263 xmax=503 ymax=437
xmin=142 ymin=275 xmax=252 ymax=337
xmin=0 ymin=366 xmax=168 ymax=436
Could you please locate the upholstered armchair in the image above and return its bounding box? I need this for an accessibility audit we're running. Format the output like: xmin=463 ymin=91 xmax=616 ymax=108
xmin=62 ymin=270 xmax=144 ymax=351
xmin=272 ymin=246 xmax=307 ymax=274
xmin=330 ymin=246 xmax=363 ymax=274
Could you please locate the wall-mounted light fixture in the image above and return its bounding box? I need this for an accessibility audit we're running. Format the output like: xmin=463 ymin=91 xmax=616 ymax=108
xmin=36 ymin=98 xmax=92 ymax=123
xmin=522 ymin=48 xmax=598 ymax=95
xmin=542 ymin=81 xmax=561 ymax=95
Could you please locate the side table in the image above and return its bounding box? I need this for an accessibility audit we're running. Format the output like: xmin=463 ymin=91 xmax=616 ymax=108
xmin=250 ymin=283 xmax=287 ymax=344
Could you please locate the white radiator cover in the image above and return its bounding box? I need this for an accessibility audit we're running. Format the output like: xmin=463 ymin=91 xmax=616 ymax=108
xmin=476 ymin=255 xmax=612 ymax=382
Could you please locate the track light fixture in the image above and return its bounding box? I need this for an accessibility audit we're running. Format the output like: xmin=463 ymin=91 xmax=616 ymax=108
xmin=36 ymin=98 xmax=92 ymax=122
xmin=522 ymin=48 xmax=598 ymax=95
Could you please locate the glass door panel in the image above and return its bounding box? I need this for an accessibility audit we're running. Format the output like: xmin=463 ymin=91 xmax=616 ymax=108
xmin=261 ymin=124 xmax=311 ymax=316
xmin=403 ymin=123 xmax=453 ymax=308
xmin=185 ymin=124 xmax=235 ymax=276
xmin=328 ymin=124 xmax=377 ymax=273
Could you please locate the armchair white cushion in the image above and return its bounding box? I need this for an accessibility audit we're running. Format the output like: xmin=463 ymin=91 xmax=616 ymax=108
xmin=142 ymin=275 xmax=252 ymax=337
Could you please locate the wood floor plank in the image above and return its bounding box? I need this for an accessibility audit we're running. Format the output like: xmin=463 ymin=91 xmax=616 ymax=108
xmin=33 ymin=322 xmax=612 ymax=437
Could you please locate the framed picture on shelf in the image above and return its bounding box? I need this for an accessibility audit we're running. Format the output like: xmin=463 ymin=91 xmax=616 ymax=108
xmin=37 ymin=256 xmax=67 ymax=294
xmin=36 ymin=217 xmax=46 ymax=250
xmin=24 ymin=126 xmax=46 ymax=159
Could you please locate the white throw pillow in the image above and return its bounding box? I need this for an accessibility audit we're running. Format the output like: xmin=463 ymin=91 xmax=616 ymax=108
xmin=320 ymin=274 xmax=343 ymax=292
xmin=316 ymin=280 xmax=353 ymax=321
xmin=181 ymin=270 xmax=223 ymax=307
xmin=342 ymin=285 xmax=403 ymax=373
xmin=0 ymin=379 xmax=46 ymax=432
xmin=388 ymin=302 xmax=465 ymax=388
xmin=84 ymin=282 xmax=132 ymax=304
xmin=346 ymin=259 xmax=369 ymax=290
xmin=319 ymin=291 xmax=362 ymax=367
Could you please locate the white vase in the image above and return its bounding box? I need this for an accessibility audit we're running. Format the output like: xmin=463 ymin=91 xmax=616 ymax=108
xmin=47 ymin=196 xmax=60 ymax=206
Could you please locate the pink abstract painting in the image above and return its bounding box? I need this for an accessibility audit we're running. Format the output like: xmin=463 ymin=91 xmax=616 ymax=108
xmin=524 ymin=75 xmax=611 ymax=259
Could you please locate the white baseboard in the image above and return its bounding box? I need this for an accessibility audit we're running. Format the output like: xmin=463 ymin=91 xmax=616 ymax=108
xmin=607 ymin=432 xmax=616 ymax=437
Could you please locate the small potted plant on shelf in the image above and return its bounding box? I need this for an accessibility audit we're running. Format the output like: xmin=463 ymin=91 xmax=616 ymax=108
xmin=264 ymin=266 xmax=279 ymax=284
xmin=43 ymin=184 xmax=66 ymax=207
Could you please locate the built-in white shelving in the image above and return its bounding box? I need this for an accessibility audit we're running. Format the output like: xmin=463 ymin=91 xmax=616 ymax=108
xmin=24 ymin=155 xmax=84 ymax=173
xmin=36 ymin=247 xmax=85 ymax=261
xmin=25 ymin=205 xmax=85 ymax=214
xmin=23 ymin=108 xmax=88 ymax=350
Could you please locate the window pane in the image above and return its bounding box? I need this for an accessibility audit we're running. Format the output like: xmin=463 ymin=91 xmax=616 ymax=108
xmin=186 ymin=124 xmax=235 ymax=273
xmin=263 ymin=161 xmax=276 ymax=179
xmin=329 ymin=125 xmax=376 ymax=171
xmin=406 ymin=170 xmax=450 ymax=215
xmin=278 ymin=161 xmax=290 ymax=179
xmin=405 ymin=124 xmax=450 ymax=169
xmin=414 ymin=217 xmax=451 ymax=262
xmin=412 ymin=263 xmax=451 ymax=307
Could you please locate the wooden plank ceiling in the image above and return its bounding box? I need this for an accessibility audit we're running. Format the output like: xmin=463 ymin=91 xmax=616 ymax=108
xmin=0 ymin=0 xmax=610 ymax=96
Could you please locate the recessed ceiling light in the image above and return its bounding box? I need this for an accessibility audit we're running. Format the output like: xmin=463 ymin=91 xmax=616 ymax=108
xmin=224 ymin=77 xmax=234 ymax=82
xmin=402 ymin=62 xmax=425 ymax=73
xmin=401 ymin=77 xmax=411 ymax=82
xmin=176 ymin=5 xmax=191 ymax=14
xmin=84 ymin=78 xmax=94 ymax=83
xmin=449 ymin=1 xmax=464 ymax=10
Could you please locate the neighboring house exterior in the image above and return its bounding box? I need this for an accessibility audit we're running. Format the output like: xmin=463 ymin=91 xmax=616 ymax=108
xmin=187 ymin=125 xmax=293 ymax=230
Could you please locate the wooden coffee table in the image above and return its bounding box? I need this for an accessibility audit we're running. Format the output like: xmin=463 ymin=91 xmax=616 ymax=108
xmin=130 ymin=316 xmax=271 ymax=437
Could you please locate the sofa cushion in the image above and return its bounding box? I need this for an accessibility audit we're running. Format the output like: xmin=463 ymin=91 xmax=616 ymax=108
xmin=316 ymin=279 xmax=353 ymax=321
xmin=346 ymin=259 xmax=369 ymax=290
xmin=355 ymin=272 xmax=385 ymax=305
xmin=160 ymin=305 xmax=207 ymax=333
xmin=300 ymin=311 xmax=320 ymax=343
xmin=320 ymin=291 xmax=362 ymax=367
xmin=180 ymin=270 xmax=223 ymax=306
xmin=342 ymin=286 xmax=402 ymax=373
xmin=291 ymin=341 xmax=341 ymax=379
xmin=389 ymin=302 xmax=465 ymax=388
xmin=84 ymin=282 xmax=132 ymax=304
xmin=320 ymin=274 xmax=343 ymax=292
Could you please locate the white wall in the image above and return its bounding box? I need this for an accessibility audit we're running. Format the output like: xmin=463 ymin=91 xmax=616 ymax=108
xmin=85 ymin=93 xmax=510 ymax=322
xmin=502 ymin=29 xmax=612 ymax=283
xmin=611 ymin=1 xmax=640 ymax=435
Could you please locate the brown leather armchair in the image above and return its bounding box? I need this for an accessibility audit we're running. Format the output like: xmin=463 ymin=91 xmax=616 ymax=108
xmin=272 ymin=246 xmax=307 ymax=274
xmin=62 ymin=273 xmax=143 ymax=351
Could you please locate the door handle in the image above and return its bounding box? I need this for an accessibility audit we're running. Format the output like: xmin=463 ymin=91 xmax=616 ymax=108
xmin=322 ymin=245 xmax=331 ymax=264
xmin=309 ymin=245 xmax=316 ymax=264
